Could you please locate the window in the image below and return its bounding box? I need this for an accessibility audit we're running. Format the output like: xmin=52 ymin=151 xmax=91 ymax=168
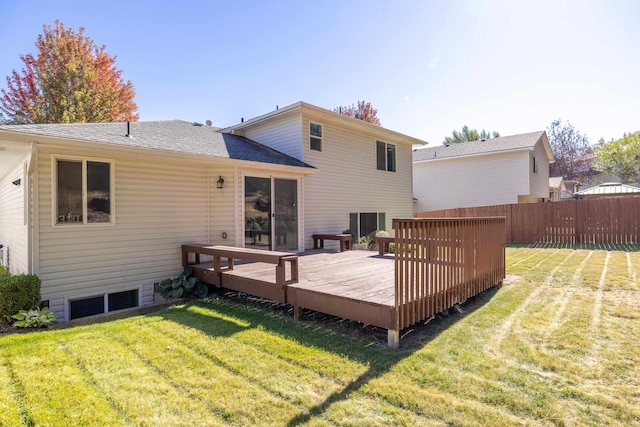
xmin=532 ymin=155 xmax=539 ymax=174
xmin=376 ymin=141 xmax=396 ymax=172
xmin=55 ymin=158 xmax=114 ymax=225
xmin=108 ymin=289 xmax=139 ymax=312
xmin=349 ymin=212 xmax=387 ymax=240
xmin=310 ymin=122 xmax=322 ymax=151
xmin=69 ymin=289 xmax=139 ymax=320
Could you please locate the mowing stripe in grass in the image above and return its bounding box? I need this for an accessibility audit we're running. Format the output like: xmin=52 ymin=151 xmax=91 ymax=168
xmin=0 ymin=351 xmax=33 ymax=427
xmin=105 ymin=320 xmax=301 ymax=426
xmin=57 ymin=339 xmax=135 ymax=426
xmin=136 ymin=317 xmax=344 ymax=410
xmin=61 ymin=332 xmax=222 ymax=426
xmin=1 ymin=336 xmax=123 ymax=426
xmin=491 ymin=250 xmax=575 ymax=350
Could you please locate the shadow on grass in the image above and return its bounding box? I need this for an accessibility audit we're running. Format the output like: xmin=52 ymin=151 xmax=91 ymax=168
xmin=150 ymin=284 xmax=500 ymax=426
xmin=507 ymin=242 xmax=640 ymax=252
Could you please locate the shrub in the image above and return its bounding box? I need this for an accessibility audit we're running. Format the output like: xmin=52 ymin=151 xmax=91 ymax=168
xmin=0 ymin=274 xmax=41 ymax=321
xmin=0 ymin=266 xmax=10 ymax=278
xmin=12 ymin=307 xmax=56 ymax=328
xmin=362 ymin=230 xmax=390 ymax=251
xmin=160 ymin=267 xmax=208 ymax=299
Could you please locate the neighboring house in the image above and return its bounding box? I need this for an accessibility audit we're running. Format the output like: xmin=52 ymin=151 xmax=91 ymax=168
xmin=0 ymin=102 xmax=425 ymax=322
xmin=573 ymin=182 xmax=640 ymax=199
xmin=549 ymin=176 xmax=566 ymax=201
xmin=412 ymin=131 xmax=554 ymax=212
xmin=562 ymin=179 xmax=581 ymax=199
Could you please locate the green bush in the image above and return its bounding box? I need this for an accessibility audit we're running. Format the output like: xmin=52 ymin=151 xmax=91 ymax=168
xmin=0 ymin=274 xmax=41 ymax=321
xmin=12 ymin=307 xmax=56 ymax=328
xmin=159 ymin=267 xmax=208 ymax=300
xmin=0 ymin=266 xmax=10 ymax=278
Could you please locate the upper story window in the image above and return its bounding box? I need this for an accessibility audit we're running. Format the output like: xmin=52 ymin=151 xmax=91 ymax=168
xmin=376 ymin=141 xmax=396 ymax=172
xmin=55 ymin=157 xmax=114 ymax=225
xmin=310 ymin=122 xmax=322 ymax=152
xmin=532 ymin=155 xmax=539 ymax=174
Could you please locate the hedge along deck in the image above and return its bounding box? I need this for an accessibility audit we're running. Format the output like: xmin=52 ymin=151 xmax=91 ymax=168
xmin=182 ymin=218 xmax=505 ymax=348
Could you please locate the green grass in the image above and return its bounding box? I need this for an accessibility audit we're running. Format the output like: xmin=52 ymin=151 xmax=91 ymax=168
xmin=1 ymin=246 xmax=639 ymax=426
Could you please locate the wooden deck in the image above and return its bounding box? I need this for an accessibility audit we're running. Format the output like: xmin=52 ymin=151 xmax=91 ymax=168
xmin=185 ymin=217 xmax=506 ymax=348
xmin=191 ymin=250 xmax=398 ymax=330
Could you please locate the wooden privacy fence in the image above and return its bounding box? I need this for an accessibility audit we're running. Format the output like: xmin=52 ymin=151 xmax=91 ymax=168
xmin=392 ymin=218 xmax=506 ymax=341
xmin=416 ymin=198 xmax=640 ymax=244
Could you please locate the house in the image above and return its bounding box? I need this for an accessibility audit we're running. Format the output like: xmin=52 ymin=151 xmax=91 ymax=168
xmin=0 ymin=102 xmax=425 ymax=322
xmin=573 ymin=182 xmax=640 ymax=199
xmin=412 ymin=131 xmax=554 ymax=212
xmin=549 ymin=176 xmax=566 ymax=201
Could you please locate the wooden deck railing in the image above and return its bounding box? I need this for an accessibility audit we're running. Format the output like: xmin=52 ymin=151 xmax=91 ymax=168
xmin=391 ymin=218 xmax=506 ymax=345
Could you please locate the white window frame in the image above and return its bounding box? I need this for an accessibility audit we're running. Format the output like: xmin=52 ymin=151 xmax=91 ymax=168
xmin=532 ymin=155 xmax=539 ymax=174
xmin=349 ymin=211 xmax=387 ymax=241
xmin=309 ymin=122 xmax=323 ymax=152
xmin=51 ymin=155 xmax=116 ymax=227
xmin=376 ymin=141 xmax=396 ymax=172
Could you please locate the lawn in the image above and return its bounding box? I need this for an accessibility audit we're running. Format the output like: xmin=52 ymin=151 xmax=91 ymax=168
xmin=1 ymin=246 xmax=639 ymax=426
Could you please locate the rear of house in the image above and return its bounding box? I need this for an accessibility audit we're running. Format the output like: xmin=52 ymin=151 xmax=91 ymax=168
xmin=412 ymin=131 xmax=553 ymax=212
xmin=0 ymin=102 xmax=426 ymax=322
xmin=224 ymin=102 xmax=423 ymax=247
xmin=0 ymin=120 xmax=313 ymax=322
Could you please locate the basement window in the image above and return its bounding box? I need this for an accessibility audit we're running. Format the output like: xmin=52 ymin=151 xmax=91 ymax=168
xmin=108 ymin=289 xmax=139 ymax=312
xmin=68 ymin=289 xmax=139 ymax=320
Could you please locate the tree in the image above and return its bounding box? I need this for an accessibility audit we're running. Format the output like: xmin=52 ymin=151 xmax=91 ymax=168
xmin=443 ymin=126 xmax=500 ymax=145
xmin=547 ymin=119 xmax=593 ymax=183
xmin=594 ymin=132 xmax=640 ymax=183
xmin=334 ymin=100 xmax=381 ymax=126
xmin=0 ymin=20 xmax=138 ymax=124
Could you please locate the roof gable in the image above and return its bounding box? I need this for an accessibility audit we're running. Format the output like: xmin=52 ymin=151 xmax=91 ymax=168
xmin=221 ymin=101 xmax=428 ymax=146
xmin=413 ymin=131 xmax=553 ymax=163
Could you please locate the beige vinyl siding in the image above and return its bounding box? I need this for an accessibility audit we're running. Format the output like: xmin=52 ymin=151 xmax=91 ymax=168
xmin=0 ymin=160 xmax=29 ymax=274
xmin=37 ymin=146 xmax=217 ymax=320
xmin=530 ymin=140 xmax=551 ymax=198
xmin=413 ymin=151 xmax=531 ymax=212
xmin=241 ymin=113 xmax=303 ymax=160
xmin=301 ymin=115 xmax=413 ymax=250
xmin=208 ymin=164 xmax=236 ymax=245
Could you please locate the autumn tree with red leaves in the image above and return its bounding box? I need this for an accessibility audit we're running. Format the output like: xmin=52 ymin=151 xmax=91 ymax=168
xmin=547 ymin=119 xmax=594 ymax=183
xmin=334 ymin=100 xmax=381 ymax=126
xmin=0 ymin=20 xmax=138 ymax=124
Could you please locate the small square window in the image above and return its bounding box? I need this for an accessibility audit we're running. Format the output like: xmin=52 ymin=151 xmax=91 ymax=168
xmin=310 ymin=123 xmax=322 ymax=151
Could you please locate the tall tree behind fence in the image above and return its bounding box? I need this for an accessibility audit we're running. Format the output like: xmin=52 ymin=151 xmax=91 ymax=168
xmin=416 ymin=198 xmax=640 ymax=244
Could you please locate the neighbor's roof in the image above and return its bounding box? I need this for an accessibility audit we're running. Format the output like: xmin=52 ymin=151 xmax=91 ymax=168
xmin=574 ymin=182 xmax=640 ymax=196
xmin=0 ymin=120 xmax=314 ymax=169
xmin=549 ymin=176 xmax=565 ymax=189
xmin=412 ymin=131 xmax=552 ymax=162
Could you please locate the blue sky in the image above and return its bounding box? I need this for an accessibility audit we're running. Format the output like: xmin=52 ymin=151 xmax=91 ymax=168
xmin=1 ymin=0 xmax=638 ymax=145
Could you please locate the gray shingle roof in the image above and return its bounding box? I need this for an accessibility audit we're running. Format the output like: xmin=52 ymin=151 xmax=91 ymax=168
xmin=0 ymin=120 xmax=313 ymax=169
xmin=413 ymin=131 xmax=546 ymax=162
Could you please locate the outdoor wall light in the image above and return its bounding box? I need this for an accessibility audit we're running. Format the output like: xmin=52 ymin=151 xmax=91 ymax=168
xmin=12 ymin=178 xmax=21 ymax=186
xmin=216 ymin=176 xmax=224 ymax=189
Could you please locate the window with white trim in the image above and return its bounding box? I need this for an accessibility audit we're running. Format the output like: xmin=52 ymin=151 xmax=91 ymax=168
xmin=349 ymin=212 xmax=386 ymax=240
xmin=376 ymin=141 xmax=396 ymax=172
xmin=55 ymin=157 xmax=114 ymax=225
xmin=310 ymin=122 xmax=322 ymax=151
xmin=532 ymin=155 xmax=539 ymax=174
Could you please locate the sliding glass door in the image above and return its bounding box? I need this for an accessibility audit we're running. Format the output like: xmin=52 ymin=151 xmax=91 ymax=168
xmin=244 ymin=176 xmax=298 ymax=251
